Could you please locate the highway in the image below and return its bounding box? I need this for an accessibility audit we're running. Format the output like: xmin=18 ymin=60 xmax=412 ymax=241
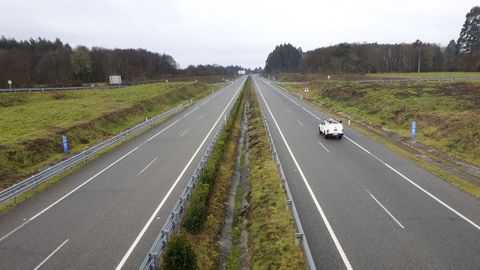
xmin=0 ymin=77 xmax=246 ymax=269
xmin=252 ymin=76 xmax=480 ymax=270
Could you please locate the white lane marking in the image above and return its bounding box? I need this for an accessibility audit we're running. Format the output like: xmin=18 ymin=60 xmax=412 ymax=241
xmin=198 ymin=115 xmax=204 ymax=120
xmin=366 ymin=190 xmax=405 ymax=229
xmin=303 ymin=107 xmax=321 ymax=120
xmin=33 ymin=238 xmax=69 ymax=270
xmin=254 ymin=79 xmax=353 ymax=270
xmin=183 ymin=106 xmax=199 ymax=118
xmin=115 ymin=80 xmax=245 ymax=270
xmin=268 ymin=77 xmax=480 ymax=231
xmin=137 ymin=157 xmax=158 ymax=176
xmin=146 ymin=119 xmax=181 ymax=142
xmin=0 ymin=145 xmax=141 ymax=243
xmin=201 ymin=99 xmax=210 ymax=106
xmin=317 ymin=141 xmax=330 ymax=153
xmin=180 ymin=129 xmax=189 ymax=137
xmin=0 ymin=103 xmax=194 ymax=242
xmin=297 ymin=120 xmax=304 ymax=127
xmin=344 ymin=136 xmax=480 ymax=231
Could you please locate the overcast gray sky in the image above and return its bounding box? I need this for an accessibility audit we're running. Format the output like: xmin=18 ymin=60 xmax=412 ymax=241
xmin=0 ymin=0 xmax=478 ymax=69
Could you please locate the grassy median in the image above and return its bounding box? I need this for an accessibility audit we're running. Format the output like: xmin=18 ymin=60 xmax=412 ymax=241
xmin=0 ymin=82 xmax=218 ymax=188
xmin=246 ymin=78 xmax=306 ymax=269
xmin=165 ymin=81 xmax=245 ymax=269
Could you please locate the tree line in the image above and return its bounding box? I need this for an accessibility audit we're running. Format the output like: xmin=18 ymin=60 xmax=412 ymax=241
xmin=0 ymin=37 xmax=247 ymax=87
xmin=265 ymin=6 xmax=480 ymax=74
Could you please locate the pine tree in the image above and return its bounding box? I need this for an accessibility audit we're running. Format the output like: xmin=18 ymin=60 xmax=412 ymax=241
xmin=457 ymin=6 xmax=480 ymax=54
xmin=444 ymin=40 xmax=457 ymax=71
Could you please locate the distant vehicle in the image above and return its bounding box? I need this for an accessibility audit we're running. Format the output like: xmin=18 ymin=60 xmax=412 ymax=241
xmin=319 ymin=118 xmax=344 ymax=139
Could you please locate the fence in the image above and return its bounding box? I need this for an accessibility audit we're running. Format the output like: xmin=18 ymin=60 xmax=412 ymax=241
xmin=0 ymin=102 xmax=191 ymax=206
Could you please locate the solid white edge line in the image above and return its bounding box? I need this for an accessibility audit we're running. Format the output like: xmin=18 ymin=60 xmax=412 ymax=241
xmin=317 ymin=141 xmax=330 ymax=153
xmin=33 ymin=238 xmax=69 ymax=270
xmin=254 ymin=78 xmax=353 ymax=270
xmin=265 ymin=80 xmax=480 ymax=231
xmin=183 ymin=106 xmax=199 ymax=118
xmin=345 ymin=135 xmax=480 ymax=231
xmin=114 ymin=79 xmax=244 ymax=270
xmin=0 ymin=83 xmax=227 ymax=243
xmin=137 ymin=157 xmax=158 ymax=176
xmin=366 ymin=190 xmax=405 ymax=229
xmin=180 ymin=129 xmax=189 ymax=137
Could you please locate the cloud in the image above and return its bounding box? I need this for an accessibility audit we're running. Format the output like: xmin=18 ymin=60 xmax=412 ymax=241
xmin=0 ymin=0 xmax=477 ymax=68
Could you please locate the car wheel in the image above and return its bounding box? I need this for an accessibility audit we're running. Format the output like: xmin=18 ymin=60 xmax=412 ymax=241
xmin=325 ymin=134 xmax=328 ymax=139
xmin=338 ymin=135 xmax=343 ymax=139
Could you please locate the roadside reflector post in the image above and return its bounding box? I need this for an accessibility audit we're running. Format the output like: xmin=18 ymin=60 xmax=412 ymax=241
xmin=62 ymin=135 xmax=69 ymax=154
xmin=286 ymin=199 xmax=292 ymax=212
xmin=411 ymin=120 xmax=416 ymax=141
xmin=348 ymin=116 xmax=351 ymax=126
xmin=295 ymin=233 xmax=303 ymax=246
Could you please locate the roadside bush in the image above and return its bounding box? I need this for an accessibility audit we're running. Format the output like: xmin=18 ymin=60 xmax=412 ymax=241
xmin=162 ymin=233 xmax=197 ymax=270
xmin=183 ymin=88 xmax=245 ymax=233
xmin=184 ymin=183 xmax=210 ymax=233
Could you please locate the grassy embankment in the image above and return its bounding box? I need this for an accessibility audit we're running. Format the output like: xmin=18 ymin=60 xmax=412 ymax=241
xmin=280 ymin=79 xmax=480 ymax=197
xmin=244 ymin=78 xmax=305 ymax=269
xmin=0 ymin=82 xmax=218 ymax=189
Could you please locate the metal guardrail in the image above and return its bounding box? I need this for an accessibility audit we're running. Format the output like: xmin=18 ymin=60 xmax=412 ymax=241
xmin=0 ymin=85 xmax=125 ymax=93
xmin=0 ymin=102 xmax=191 ymax=206
xmin=258 ymin=95 xmax=317 ymax=270
xmin=139 ymin=88 xmax=241 ymax=270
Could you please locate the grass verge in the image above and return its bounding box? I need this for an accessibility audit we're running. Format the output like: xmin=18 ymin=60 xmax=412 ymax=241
xmin=0 ymin=82 xmax=219 ymax=188
xmin=280 ymin=80 xmax=480 ymax=168
xmin=246 ymin=78 xmax=306 ymax=268
xmin=279 ymin=81 xmax=480 ymax=198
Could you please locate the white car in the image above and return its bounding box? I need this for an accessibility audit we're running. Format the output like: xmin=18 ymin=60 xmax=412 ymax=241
xmin=319 ymin=118 xmax=344 ymax=139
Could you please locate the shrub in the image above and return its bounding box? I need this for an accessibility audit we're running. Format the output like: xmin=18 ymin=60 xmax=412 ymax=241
xmin=162 ymin=233 xmax=197 ymax=270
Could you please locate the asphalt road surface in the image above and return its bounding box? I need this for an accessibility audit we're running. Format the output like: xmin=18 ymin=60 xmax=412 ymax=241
xmin=0 ymin=77 xmax=246 ymax=270
xmin=253 ymin=75 xmax=480 ymax=270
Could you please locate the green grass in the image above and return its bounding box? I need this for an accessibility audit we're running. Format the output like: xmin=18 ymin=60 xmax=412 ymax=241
xmin=0 ymin=82 xmax=218 ymax=187
xmin=279 ymin=80 xmax=480 ymax=198
xmin=247 ymin=78 xmax=306 ymax=269
xmin=179 ymin=81 xmax=246 ymax=269
xmin=226 ymin=183 xmax=244 ymax=270
xmin=367 ymin=72 xmax=480 ymax=79
xmin=281 ymin=80 xmax=480 ymax=168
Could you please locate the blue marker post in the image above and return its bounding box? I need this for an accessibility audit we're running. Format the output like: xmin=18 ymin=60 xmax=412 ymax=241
xmin=62 ymin=135 xmax=69 ymax=153
xmin=411 ymin=121 xmax=416 ymax=140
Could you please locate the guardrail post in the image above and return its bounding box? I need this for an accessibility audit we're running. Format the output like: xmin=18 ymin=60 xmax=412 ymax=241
xmin=295 ymin=233 xmax=303 ymax=246
xmin=149 ymin=252 xmax=158 ymax=270
xmin=286 ymin=199 xmax=292 ymax=212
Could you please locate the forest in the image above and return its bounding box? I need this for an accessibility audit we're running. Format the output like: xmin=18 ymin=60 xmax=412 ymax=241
xmin=264 ymin=6 xmax=480 ymax=74
xmin=0 ymin=37 xmax=246 ymax=87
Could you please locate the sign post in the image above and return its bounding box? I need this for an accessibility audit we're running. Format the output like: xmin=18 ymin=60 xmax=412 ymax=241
xmin=411 ymin=121 xmax=416 ymax=140
xmin=62 ymin=135 xmax=69 ymax=153
xmin=7 ymin=80 xmax=12 ymax=91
